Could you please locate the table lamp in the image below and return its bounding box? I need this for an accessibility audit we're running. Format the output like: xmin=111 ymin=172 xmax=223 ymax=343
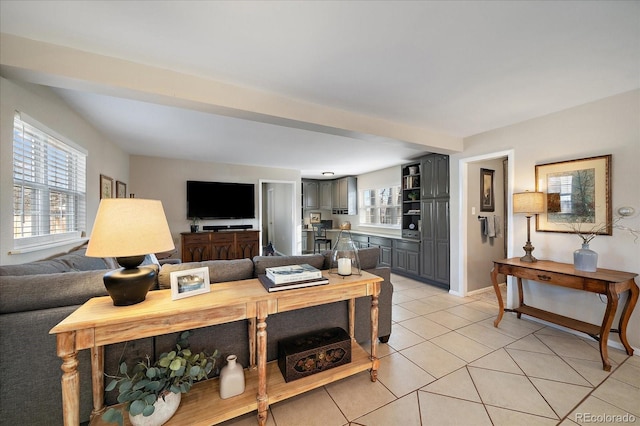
xmin=329 ymin=230 xmax=361 ymax=277
xmin=513 ymin=191 xmax=545 ymax=262
xmin=86 ymin=198 xmax=174 ymax=306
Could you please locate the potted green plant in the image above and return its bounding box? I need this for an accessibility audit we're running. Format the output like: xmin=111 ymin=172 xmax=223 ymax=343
xmin=102 ymin=331 xmax=219 ymax=426
xmin=189 ymin=217 xmax=200 ymax=233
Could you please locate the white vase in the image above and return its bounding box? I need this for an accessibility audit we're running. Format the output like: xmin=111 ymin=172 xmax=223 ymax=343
xmin=129 ymin=391 xmax=181 ymax=426
xmin=219 ymin=354 xmax=245 ymax=399
xmin=574 ymin=243 xmax=598 ymax=272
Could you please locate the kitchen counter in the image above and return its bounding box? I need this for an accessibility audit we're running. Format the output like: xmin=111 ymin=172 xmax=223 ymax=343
xmin=302 ymin=228 xmax=403 ymax=240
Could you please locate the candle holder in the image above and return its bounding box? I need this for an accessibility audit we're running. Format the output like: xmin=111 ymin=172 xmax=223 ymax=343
xmin=329 ymin=230 xmax=361 ymax=277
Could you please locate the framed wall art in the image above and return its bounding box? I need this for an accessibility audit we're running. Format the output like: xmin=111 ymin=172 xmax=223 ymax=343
xmin=480 ymin=168 xmax=495 ymax=212
xmin=535 ymin=155 xmax=612 ymax=234
xmin=170 ymin=267 xmax=211 ymax=300
xmin=116 ymin=181 xmax=127 ymax=198
xmin=100 ymin=174 xmax=113 ymax=199
xmin=309 ymin=212 xmax=321 ymax=223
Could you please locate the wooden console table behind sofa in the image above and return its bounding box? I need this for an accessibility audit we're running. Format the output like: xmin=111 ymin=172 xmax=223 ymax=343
xmin=50 ymin=271 xmax=382 ymax=426
xmin=491 ymin=258 xmax=638 ymax=371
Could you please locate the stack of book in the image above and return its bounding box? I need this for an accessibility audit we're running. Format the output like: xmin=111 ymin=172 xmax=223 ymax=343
xmin=259 ymin=263 xmax=329 ymax=292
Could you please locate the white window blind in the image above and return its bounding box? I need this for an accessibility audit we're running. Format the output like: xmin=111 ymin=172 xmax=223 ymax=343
xmin=13 ymin=112 xmax=87 ymax=249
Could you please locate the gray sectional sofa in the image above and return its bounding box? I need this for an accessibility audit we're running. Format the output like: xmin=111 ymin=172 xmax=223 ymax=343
xmin=0 ymin=245 xmax=392 ymax=425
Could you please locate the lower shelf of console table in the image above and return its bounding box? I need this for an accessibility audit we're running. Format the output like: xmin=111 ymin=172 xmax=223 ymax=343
xmin=91 ymin=343 xmax=372 ymax=426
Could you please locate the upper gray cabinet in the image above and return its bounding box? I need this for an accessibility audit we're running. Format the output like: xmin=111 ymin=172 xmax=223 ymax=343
xmin=319 ymin=181 xmax=332 ymax=210
xmin=421 ymin=154 xmax=449 ymax=199
xmin=302 ymin=179 xmax=319 ymax=209
xmin=332 ymin=177 xmax=357 ymax=215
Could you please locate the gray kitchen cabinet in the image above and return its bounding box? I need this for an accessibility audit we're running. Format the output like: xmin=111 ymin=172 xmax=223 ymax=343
xmin=319 ymin=180 xmax=332 ymax=210
xmin=302 ymin=179 xmax=319 ymax=209
xmin=368 ymin=236 xmax=392 ymax=268
xmin=351 ymin=234 xmax=369 ymax=249
xmin=421 ymin=154 xmax=449 ymax=199
xmin=332 ymin=176 xmax=357 ymax=215
xmin=420 ymin=198 xmax=450 ymax=286
xmin=392 ymin=239 xmax=420 ymax=276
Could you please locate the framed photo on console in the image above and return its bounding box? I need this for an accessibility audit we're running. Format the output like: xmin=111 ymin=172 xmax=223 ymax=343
xmin=170 ymin=267 xmax=211 ymax=300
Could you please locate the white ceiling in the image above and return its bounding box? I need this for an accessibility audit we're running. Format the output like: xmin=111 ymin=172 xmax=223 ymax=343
xmin=1 ymin=1 xmax=638 ymax=178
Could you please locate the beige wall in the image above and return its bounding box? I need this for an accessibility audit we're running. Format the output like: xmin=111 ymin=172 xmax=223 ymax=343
xmin=128 ymin=155 xmax=300 ymax=258
xmin=450 ymin=89 xmax=640 ymax=350
xmin=0 ymin=78 xmax=129 ymax=265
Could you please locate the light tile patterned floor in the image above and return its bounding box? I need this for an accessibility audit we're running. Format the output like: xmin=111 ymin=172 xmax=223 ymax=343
xmin=221 ymin=273 xmax=640 ymax=426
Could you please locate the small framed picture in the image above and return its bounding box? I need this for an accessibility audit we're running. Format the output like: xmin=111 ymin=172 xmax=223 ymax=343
xmin=100 ymin=174 xmax=113 ymax=199
xmin=170 ymin=267 xmax=211 ymax=300
xmin=480 ymin=168 xmax=495 ymax=212
xmin=310 ymin=212 xmax=321 ymax=223
xmin=116 ymin=181 xmax=127 ymax=198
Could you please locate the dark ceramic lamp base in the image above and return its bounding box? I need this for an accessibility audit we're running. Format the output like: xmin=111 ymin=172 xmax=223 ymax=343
xmin=103 ymin=255 xmax=156 ymax=306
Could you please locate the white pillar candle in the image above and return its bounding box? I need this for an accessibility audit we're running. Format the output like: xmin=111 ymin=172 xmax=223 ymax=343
xmin=338 ymin=258 xmax=352 ymax=275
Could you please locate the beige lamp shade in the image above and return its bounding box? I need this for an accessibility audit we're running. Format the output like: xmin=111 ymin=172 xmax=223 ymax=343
xmin=513 ymin=191 xmax=545 ymax=215
xmin=86 ymin=198 xmax=175 ymax=258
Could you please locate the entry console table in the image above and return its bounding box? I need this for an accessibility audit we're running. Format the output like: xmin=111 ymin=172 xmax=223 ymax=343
xmin=491 ymin=258 xmax=638 ymax=371
xmin=51 ymin=271 xmax=381 ymax=425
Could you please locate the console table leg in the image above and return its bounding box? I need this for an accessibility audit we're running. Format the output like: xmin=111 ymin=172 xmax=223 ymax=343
xmin=248 ymin=317 xmax=257 ymax=369
xmin=618 ymin=281 xmax=638 ymax=356
xmin=600 ymin=286 xmax=619 ymax=372
xmin=370 ymin=284 xmax=379 ymax=382
xmin=491 ymin=266 xmax=504 ymax=327
xmin=256 ymin=305 xmax=268 ymax=426
xmin=90 ymin=346 xmax=105 ymax=419
xmin=57 ymin=332 xmax=79 ymax=426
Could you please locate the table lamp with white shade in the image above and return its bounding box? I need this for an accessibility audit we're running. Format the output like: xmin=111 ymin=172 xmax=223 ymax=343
xmin=86 ymin=198 xmax=174 ymax=306
xmin=513 ymin=191 xmax=545 ymax=262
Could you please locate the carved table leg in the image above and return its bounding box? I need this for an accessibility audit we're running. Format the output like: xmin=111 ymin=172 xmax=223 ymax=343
xmin=256 ymin=304 xmax=268 ymax=426
xmin=600 ymin=285 xmax=619 ymax=371
xmin=248 ymin=317 xmax=257 ymax=369
xmin=516 ymin=277 xmax=524 ymax=319
xmin=618 ymin=280 xmax=638 ymax=356
xmin=370 ymin=283 xmax=379 ymax=382
xmin=57 ymin=332 xmax=79 ymax=426
xmin=491 ymin=265 xmax=504 ymax=327
xmin=90 ymin=346 xmax=105 ymax=419
xmin=349 ymin=298 xmax=356 ymax=342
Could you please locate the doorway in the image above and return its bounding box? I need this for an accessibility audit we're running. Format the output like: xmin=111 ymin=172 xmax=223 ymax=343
xmin=458 ymin=150 xmax=515 ymax=300
xmin=259 ymin=180 xmax=297 ymax=256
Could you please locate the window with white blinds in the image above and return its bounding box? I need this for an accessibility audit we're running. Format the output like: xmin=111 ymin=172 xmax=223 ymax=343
xmin=359 ymin=185 xmax=402 ymax=228
xmin=13 ymin=112 xmax=87 ymax=249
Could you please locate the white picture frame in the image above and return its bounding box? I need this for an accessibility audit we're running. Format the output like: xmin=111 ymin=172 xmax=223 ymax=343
xmin=170 ymin=267 xmax=210 ymax=300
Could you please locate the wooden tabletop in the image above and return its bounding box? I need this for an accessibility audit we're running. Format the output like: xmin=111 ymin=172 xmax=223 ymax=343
xmin=495 ymin=258 xmax=637 ymax=283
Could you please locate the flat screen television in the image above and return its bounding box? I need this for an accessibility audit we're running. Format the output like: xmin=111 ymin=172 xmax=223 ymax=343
xmin=187 ymin=181 xmax=255 ymax=219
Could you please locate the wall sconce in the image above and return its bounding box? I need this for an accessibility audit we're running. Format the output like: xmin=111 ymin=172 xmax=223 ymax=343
xmin=329 ymin=230 xmax=361 ymax=277
xmin=86 ymin=198 xmax=174 ymax=305
xmin=513 ymin=191 xmax=545 ymax=262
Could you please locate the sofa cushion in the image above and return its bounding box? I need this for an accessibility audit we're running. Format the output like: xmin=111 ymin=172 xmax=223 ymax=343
xmin=0 ymin=259 xmax=72 ymax=276
xmin=158 ymin=259 xmax=254 ymax=289
xmin=0 ymin=270 xmax=109 ymax=313
xmin=252 ymin=254 xmax=325 ymax=276
xmin=57 ymin=248 xmax=112 ymax=271
xmin=321 ymin=246 xmax=380 ymax=270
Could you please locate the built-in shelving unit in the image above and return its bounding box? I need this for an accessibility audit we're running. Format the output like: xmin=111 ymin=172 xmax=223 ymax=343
xmin=401 ymin=162 xmax=421 ymax=239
